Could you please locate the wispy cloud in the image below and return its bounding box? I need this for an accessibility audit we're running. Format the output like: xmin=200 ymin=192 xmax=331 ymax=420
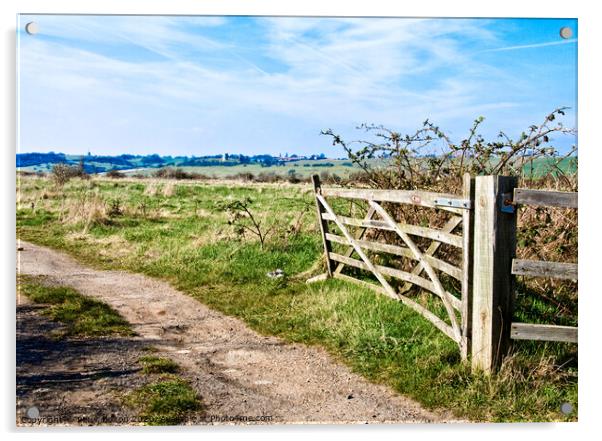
xmin=481 ymin=38 xmax=577 ymax=53
xmin=17 ymin=16 xmax=577 ymax=156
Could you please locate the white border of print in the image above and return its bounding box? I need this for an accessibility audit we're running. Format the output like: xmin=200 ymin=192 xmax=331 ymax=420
xmin=2 ymin=1 xmax=599 ymax=441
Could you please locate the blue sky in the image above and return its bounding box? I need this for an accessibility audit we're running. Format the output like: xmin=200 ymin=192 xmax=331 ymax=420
xmin=17 ymin=15 xmax=577 ymax=157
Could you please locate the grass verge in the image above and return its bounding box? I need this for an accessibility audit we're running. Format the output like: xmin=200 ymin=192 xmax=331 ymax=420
xmin=18 ymin=275 xmax=133 ymax=337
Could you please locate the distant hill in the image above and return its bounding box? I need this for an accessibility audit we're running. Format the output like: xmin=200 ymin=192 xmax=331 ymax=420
xmin=16 ymin=152 xmax=331 ymax=174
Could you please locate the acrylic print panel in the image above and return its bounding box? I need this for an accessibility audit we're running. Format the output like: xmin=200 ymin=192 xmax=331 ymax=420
xmin=16 ymin=15 xmax=578 ymax=426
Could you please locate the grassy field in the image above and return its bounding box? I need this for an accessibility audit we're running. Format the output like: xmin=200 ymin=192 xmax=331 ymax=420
xmin=119 ymin=156 xmax=577 ymax=180
xmin=16 ymin=175 xmax=577 ymax=422
xmin=19 ymin=155 xmax=576 ymax=182
xmin=120 ymin=158 xmax=358 ymax=179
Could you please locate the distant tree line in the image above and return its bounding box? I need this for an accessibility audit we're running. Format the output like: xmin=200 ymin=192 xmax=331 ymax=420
xmin=16 ymin=151 xmax=332 ymax=173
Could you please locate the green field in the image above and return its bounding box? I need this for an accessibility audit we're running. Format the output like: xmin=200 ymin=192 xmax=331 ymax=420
xmin=16 ymin=175 xmax=577 ymax=422
xmin=19 ymin=155 xmax=577 ymax=181
xmin=118 ymin=158 xmax=357 ymax=179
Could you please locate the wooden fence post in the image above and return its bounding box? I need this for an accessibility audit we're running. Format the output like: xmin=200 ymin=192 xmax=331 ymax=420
xmin=312 ymin=175 xmax=333 ymax=277
xmin=471 ymin=175 xmax=517 ymax=373
xmin=461 ymin=173 xmax=475 ymax=360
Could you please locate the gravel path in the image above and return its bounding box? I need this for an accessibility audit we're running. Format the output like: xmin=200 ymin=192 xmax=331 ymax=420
xmin=17 ymin=241 xmax=457 ymax=425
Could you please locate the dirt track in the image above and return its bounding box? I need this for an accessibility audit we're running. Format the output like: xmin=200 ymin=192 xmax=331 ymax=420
xmin=17 ymin=241 xmax=457 ymax=425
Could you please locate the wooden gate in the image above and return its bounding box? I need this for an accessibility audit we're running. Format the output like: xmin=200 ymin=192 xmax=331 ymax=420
xmin=309 ymin=174 xmax=474 ymax=359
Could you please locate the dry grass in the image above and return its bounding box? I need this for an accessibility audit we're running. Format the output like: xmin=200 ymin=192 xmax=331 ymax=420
xmin=144 ymin=182 xmax=160 ymax=196
xmin=162 ymin=182 xmax=175 ymax=197
xmin=189 ymin=230 xmax=237 ymax=248
xmin=142 ymin=181 xmax=176 ymax=197
xmin=60 ymin=190 xmax=108 ymax=233
xmin=64 ymin=232 xmax=131 ymax=258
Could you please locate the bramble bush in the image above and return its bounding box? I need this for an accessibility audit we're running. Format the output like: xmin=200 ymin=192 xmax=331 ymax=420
xmin=321 ymin=108 xmax=578 ymax=329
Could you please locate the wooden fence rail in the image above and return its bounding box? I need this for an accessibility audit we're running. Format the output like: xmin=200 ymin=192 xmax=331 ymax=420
xmin=504 ymin=187 xmax=579 ymax=350
xmin=511 ymin=259 xmax=577 ymax=281
xmin=510 ymin=323 xmax=578 ymax=343
xmin=513 ymin=188 xmax=578 ymax=209
xmin=309 ymin=174 xmax=577 ymax=373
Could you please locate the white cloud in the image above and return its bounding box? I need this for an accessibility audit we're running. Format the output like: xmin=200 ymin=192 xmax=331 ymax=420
xmin=481 ymin=38 xmax=577 ymax=53
xmin=17 ymin=16 xmax=575 ymax=156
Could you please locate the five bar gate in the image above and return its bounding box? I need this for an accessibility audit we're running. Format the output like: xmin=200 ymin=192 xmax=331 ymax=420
xmin=309 ymin=174 xmax=578 ymax=372
xmin=310 ymin=174 xmax=475 ymax=360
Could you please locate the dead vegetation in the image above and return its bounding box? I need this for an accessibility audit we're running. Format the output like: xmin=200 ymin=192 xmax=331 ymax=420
xmin=60 ymin=190 xmax=109 ymax=233
xmin=51 ymin=162 xmax=89 ymax=187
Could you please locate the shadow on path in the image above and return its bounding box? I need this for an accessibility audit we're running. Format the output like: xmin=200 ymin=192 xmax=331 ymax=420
xmin=17 ymin=303 xmax=156 ymax=425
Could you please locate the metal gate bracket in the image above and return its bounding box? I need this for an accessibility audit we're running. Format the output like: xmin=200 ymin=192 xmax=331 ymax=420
xmin=500 ymin=192 xmax=515 ymax=213
xmin=434 ymin=197 xmax=472 ymax=209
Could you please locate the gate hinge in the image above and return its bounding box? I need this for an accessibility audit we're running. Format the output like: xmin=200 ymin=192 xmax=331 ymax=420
xmin=500 ymin=192 xmax=515 ymax=213
xmin=434 ymin=197 xmax=472 ymax=209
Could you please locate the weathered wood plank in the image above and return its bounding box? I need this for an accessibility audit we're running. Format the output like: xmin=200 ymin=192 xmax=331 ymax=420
xmin=369 ymin=200 xmax=462 ymax=341
xmin=321 ymin=212 xmax=463 ymax=248
xmin=514 ymin=188 xmax=578 ymax=209
xmin=510 ymin=322 xmax=578 ymax=343
xmin=333 ymin=207 xmax=376 ymax=275
xmin=316 ymin=194 xmax=401 ymax=303
xmin=332 ymin=272 xmax=386 ymax=295
xmin=306 ymin=273 xmax=329 ymax=284
xmin=325 ymin=232 xmax=463 ymax=281
xmin=331 ymin=272 xmax=458 ymax=342
xmin=512 ymin=259 xmax=577 ymax=281
xmin=312 ymin=175 xmax=333 ymax=276
xmin=322 ymin=213 xmax=393 ymax=229
xmin=399 ymin=216 xmax=463 ymax=294
xmin=471 ymin=175 xmax=517 ymax=373
xmin=461 ymin=173 xmax=475 ymax=360
xmin=329 ymin=252 xmax=462 ymax=311
xmin=320 ymin=187 xmax=467 ymax=214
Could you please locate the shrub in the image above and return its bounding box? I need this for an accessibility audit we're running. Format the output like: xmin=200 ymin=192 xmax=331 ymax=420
xmin=106 ymin=168 xmax=125 ymax=178
xmin=322 ymin=108 xmax=576 ymax=191
xmin=107 ymin=199 xmax=123 ymax=217
xmin=233 ymin=172 xmax=255 ymax=181
xmin=254 ymin=172 xmax=282 ymax=183
xmin=153 ymin=167 xmax=200 ymax=180
xmin=287 ymin=169 xmax=300 ymax=184
xmin=51 ymin=163 xmax=88 ymax=186
xmin=319 ymin=171 xmax=341 ymax=185
xmin=220 ymin=197 xmax=276 ymax=249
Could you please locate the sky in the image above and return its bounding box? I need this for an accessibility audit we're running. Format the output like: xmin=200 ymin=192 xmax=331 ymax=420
xmin=17 ymin=15 xmax=577 ymax=157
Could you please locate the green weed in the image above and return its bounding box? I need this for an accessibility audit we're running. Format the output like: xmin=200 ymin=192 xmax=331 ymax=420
xmin=18 ymin=275 xmax=133 ymax=337
xmin=139 ymin=356 xmax=180 ymax=375
xmin=123 ymin=376 xmax=203 ymax=425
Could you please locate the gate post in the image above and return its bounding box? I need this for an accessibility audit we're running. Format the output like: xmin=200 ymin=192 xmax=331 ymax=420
xmin=461 ymin=173 xmax=475 ymax=360
xmin=311 ymin=175 xmax=333 ymax=277
xmin=471 ymin=175 xmax=517 ymax=373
